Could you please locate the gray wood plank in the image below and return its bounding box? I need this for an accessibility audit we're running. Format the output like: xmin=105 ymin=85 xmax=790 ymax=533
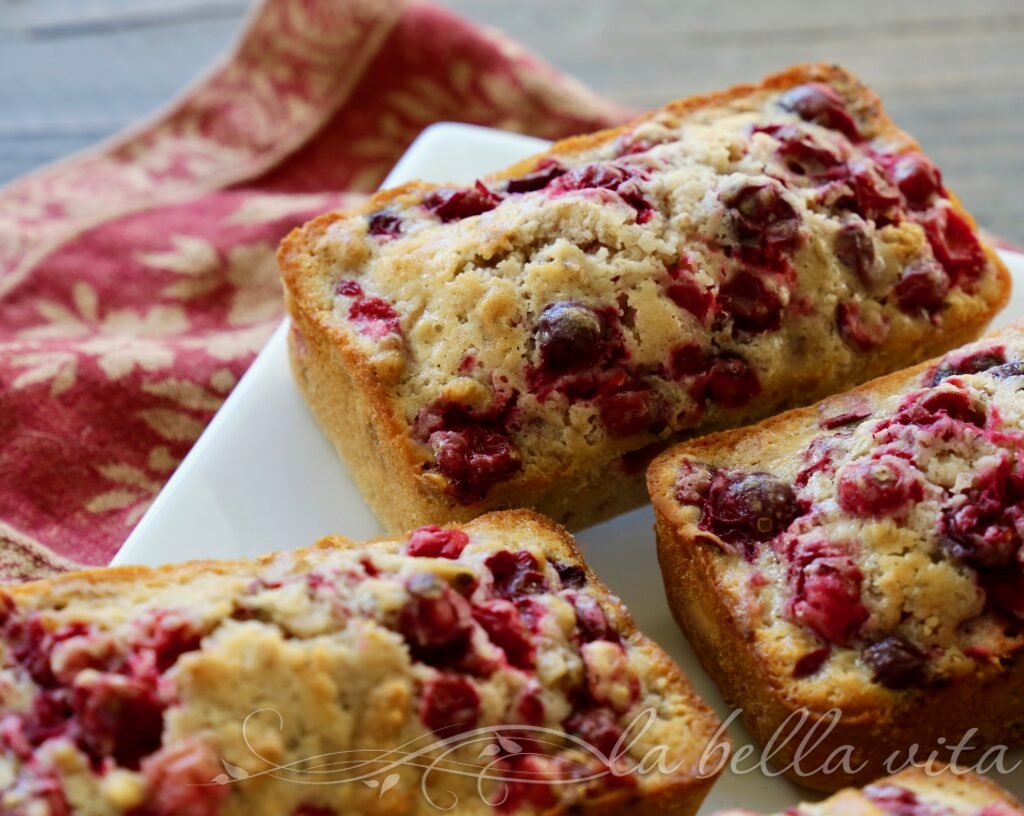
xmin=1 ymin=0 xmax=1021 ymax=243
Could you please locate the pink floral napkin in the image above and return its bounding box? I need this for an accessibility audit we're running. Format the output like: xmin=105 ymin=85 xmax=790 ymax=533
xmin=0 ymin=0 xmax=629 ymax=582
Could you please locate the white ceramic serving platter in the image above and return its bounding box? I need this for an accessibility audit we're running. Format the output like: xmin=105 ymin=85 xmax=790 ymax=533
xmin=115 ymin=123 xmax=1024 ymax=811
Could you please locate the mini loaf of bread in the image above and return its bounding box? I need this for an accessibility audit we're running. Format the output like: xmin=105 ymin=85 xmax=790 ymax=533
xmin=649 ymin=324 xmax=1024 ymax=791
xmin=279 ymin=62 xmax=1010 ymax=533
xmin=0 ymin=511 xmax=725 ymax=816
xmin=712 ymin=766 xmax=1023 ymax=816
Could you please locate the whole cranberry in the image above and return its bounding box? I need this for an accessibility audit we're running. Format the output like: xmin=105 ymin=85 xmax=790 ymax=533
xmin=139 ymin=739 xmax=230 ymax=816
xmin=406 ymin=525 xmax=470 ymax=559
xmin=837 ymin=301 xmax=890 ymax=351
xmin=72 ymin=672 xmax=165 ymax=768
xmin=7 ymin=618 xmax=91 ymax=689
xmin=719 ymin=271 xmax=784 ymax=334
xmin=721 ymin=182 xmax=802 ymax=254
xmin=564 ymin=706 xmax=623 ymax=757
xmin=335 ymin=279 xmax=363 ymax=298
xmin=553 ymin=562 xmax=587 ymax=589
xmin=779 ymin=82 xmax=861 ymax=141
xmin=399 ymin=574 xmax=473 ymax=661
xmin=472 ymin=600 xmax=534 ymax=669
xmin=930 ymin=347 xmax=1006 ymax=386
xmin=423 ymin=182 xmax=501 ymax=222
xmin=514 ymin=686 xmax=546 ymax=726
xmin=421 ymin=674 xmax=480 ymax=736
xmin=793 ymin=647 xmax=831 ymax=679
xmin=348 ymin=297 xmax=401 ymax=340
xmin=549 ymin=163 xmax=653 ymax=220
xmin=428 ymin=426 xmax=521 ymax=503
xmin=486 ymin=550 xmax=549 ymax=600
xmin=551 ymin=163 xmax=629 ymax=193
xmin=666 ymin=273 xmax=715 ymax=323
xmin=862 ymin=636 xmax=927 ymax=690
xmin=131 ymin=612 xmax=204 ymax=674
xmin=596 ymin=389 xmax=659 ymax=437
xmin=492 ymin=755 xmax=560 ymax=812
xmin=941 ymin=461 xmax=1020 ymax=570
xmin=983 ymin=571 xmax=1024 ymax=620
xmin=890 ymin=153 xmax=942 ymax=207
xmin=534 ymin=302 xmax=605 ymax=373
xmin=366 ymin=211 xmax=402 ymax=238
xmin=893 ymin=258 xmax=950 ymax=314
xmin=700 ymin=470 xmax=802 ymax=547
xmin=765 ymin=125 xmax=844 ymax=178
xmin=834 ymin=221 xmax=876 ymax=283
xmin=704 ymin=353 xmax=762 ymax=409
xmin=568 ymin=593 xmax=615 ymax=643
xmin=787 ymin=539 xmax=867 ymax=646
xmin=504 ymin=159 xmax=566 ymax=193
xmin=918 ymin=207 xmax=987 ymax=286
xmin=837 ymin=455 xmax=924 ymax=519
xmin=670 ymin=343 xmax=711 ymax=379
xmin=846 ymin=158 xmax=902 ymax=220
xmin=896 ymin=384 xmax=986 ymax=428
xmin=17 ymin=689 xmax=72 ymax=750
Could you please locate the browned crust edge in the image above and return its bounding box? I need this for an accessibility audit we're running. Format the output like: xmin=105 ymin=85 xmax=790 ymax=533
xmin=647 ymin=323 xmax=1024 ymax=792
xmin=881 ymin=765 xmax=1024 ymax=810
xmin=3 ymin=509 xmax=728 ymax=816
xmin=278 ymin=61 xmax=1011 ymax=534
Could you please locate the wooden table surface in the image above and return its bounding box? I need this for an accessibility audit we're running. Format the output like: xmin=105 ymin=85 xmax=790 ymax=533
xmin=2 ymin=0 xmax=1022 ymax=244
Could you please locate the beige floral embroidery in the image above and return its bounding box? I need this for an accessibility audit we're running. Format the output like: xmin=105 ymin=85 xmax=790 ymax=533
xmin=225 ymin=241 xmax=282 ymax=326
xmin=137 ymin=409 xmax=206 ymax=443
xmin=183 ymin=324 xmax=277 ymax=362
xmin=140 ymin=236 xmax=222 ymax=302
xmin=19 ymin=282 xmax=188 ymax=379
xmin=142 ymin=378 xmax=227 ymax=412
xmin=10 ymin=351 xmax=78 ymax=396
xmin=140 ymin=236 xmax=282 ymax=328
xmin=227 ymin=193 xmax=335 ymax=225
xmin=86 ymin=446 xmax=181 ymax=525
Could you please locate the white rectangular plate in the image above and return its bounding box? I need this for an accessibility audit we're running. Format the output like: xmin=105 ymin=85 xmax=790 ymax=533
xmin=115 ymin=123 xmax=1024 ymax=811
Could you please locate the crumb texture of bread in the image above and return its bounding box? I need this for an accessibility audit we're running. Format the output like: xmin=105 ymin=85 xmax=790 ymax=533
xmin=279 ymin=62 xmax=1011 ymax=533
xmin=710 ymin=766 xmax=1024 ymax=815
xmin=649 ymin=326 xmax=1024 ymax=790
xmin=0 ymin=511 xmax=723 ymax=816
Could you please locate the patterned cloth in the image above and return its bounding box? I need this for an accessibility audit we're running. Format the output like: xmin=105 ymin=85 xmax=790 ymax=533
xmin=0 ymin=0 xmax=629 ymax=582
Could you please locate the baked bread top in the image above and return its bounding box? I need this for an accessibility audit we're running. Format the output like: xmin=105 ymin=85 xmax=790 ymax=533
xmin=279 ymin=62 xmax=1010 ymax=511
xmin=711 ymin=766 xmax=1023 ymax=815
xmin=0 ymin=511 xmax=722 ymax=816
xmin=649 ymin=324 xmax=1024 ymax=701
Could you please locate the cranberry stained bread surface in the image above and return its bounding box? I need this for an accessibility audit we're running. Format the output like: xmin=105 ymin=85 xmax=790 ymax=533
xmin=712 ymin=767 xmax=1024 ymax=816
xmin=648 ymin=325 xmax=1024 ymax=792
xmin=279 ymin=62 xmax=1010 ymax=533
xmin=0 ymin=511 xmax=725 ymax=816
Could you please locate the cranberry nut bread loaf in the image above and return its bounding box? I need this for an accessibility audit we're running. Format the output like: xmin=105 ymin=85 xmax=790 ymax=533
xmin=0 ymin=511 xmax=726 ymax=816
xmin=712 ymin=766 xmax=1024 ymax=816
xmin=279 ymin=62 xmax=1010 ymax=533
xmin=649 ymin=325 xmax=1024 ymax=791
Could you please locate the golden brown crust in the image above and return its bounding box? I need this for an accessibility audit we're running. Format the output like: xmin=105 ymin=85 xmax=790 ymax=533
xmin=648 ymin=324 xmax=1024 ymax=792
xmin=708 ymin=766 xmax=1024 ymax=814
xmin=279 ymin=62 xmax=1011 ymax=534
